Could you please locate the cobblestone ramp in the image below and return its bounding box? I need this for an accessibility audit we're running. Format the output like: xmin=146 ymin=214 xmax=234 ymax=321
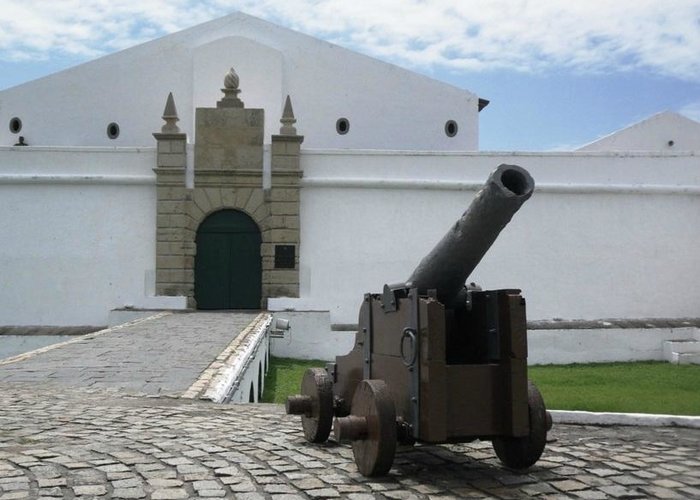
xmin=0 ymin=312 xmax=259 ymax=397
xmin=0 ymin=385 xmax=699 ymax=499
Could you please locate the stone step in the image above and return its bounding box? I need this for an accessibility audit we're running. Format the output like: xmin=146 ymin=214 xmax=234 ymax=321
xmin=664 ymin=339 xmax=700 ymax=364
xmin=665 ymin=339 xmax=700 ymax=354
xmin=667 ymin=352 xmax=700 ymax=365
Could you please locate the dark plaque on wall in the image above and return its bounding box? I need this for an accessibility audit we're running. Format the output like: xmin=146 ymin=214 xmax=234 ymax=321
xmin=275 ymin=245 xmax=295 ymax=269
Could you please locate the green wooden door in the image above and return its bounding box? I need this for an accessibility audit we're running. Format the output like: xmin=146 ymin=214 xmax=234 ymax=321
xmin=195 ymin=210 xmax=262 ymax=309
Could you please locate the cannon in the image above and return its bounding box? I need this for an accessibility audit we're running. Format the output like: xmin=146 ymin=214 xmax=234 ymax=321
xmin=286 ymin=164 xmax=551 ymax=476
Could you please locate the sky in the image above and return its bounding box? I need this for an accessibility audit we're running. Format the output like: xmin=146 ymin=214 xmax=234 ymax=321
xmin=0 ymin=0 xmax=699 ymax=151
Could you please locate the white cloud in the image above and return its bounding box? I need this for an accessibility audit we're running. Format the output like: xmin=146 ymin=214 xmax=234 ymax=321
xmin=1 ymin=0 xmax=699 ymax=82
xmin=679 ymin=101 xmax=700 ymax=122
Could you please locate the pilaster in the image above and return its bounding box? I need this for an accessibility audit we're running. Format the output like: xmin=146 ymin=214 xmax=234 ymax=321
xmin=152 ymin=93 xmax=194 ymax=304
xmin=267 ymin=100 xmax=304 ymax=298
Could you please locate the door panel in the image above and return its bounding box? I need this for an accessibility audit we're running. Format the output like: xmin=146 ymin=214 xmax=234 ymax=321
xmin=195 ymin=232 xmax=231 ymax=309
xmin=195 ymin=210 xmax=261 ymax=309
xmin=228 ymin=230 xmax=262 ymax=309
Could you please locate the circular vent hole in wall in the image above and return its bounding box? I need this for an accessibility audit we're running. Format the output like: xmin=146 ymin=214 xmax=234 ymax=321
xmin=9 ymin=117 xmax=22 ymax=134
xmin=445 ymin=120 xmax=458 ymax=137
xmin=336 ymin=118 xmax=350 ymax=135
xmin=107 ymin=122 xmax=120 ymax=139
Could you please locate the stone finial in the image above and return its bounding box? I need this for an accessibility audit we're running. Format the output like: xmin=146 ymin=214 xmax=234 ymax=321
xmin=161 ymin=92 xmax=180 ymax=133
xmin=279 ymin=95 xmax=297 ymax=135
xmin=218 ymin=67 xmax=244 ymax=108
xmin=224 ymin=67 xmax=240 ymax=89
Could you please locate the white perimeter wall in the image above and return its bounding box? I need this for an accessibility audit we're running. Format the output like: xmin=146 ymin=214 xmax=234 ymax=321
xmin=0 ymin=147 xmax=158 ymax=326
xmin=2 ymin=147 xmax=698 ymax=329
xmin=271 ymin=150 xmax=700 ymax=326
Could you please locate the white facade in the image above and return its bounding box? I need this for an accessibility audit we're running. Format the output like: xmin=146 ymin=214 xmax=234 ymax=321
xmin=269 ymin=150 xmax=700 ymax=325
xmin=0 ymin=12 xmax=479 ymax=151
xmin=0 ymin=146 xmax=183 ymax=326
xmin=2 ymin=144 xmax=697 ymax=329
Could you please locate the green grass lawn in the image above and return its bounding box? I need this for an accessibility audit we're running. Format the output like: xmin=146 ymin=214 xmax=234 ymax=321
xmin=529 ymin=361 xmax=700 ymax=416
xmin=264 ymin=357 xmax=700 ymax=416
xmin=262 ymin=357 xmax=328 ymax=404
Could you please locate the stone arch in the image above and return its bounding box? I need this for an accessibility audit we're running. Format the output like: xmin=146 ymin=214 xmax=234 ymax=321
xmin=258 ymin=361 xmax=263 ymax=400
xmin=190 ymin=187 xmax=268 ymax=234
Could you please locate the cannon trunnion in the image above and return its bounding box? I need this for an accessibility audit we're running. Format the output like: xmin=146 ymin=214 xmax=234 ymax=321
xmin=286 ymin=164 xmax=551 ymax=476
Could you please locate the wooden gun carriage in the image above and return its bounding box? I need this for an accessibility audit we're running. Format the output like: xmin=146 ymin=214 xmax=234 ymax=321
xmin=287 ymin=164 xmax=551 ymax=476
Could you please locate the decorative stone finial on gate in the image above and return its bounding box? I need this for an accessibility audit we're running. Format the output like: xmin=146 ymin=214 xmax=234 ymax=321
xmin=279 ymin=95 xmax=297 ymax=135
xmin=224 ymin=67 xmax=240 ymax=90
xmin=161 ymin=92 xmax=180 ymax=133
xmin=218 ymin=67 xmax=244 ymax=108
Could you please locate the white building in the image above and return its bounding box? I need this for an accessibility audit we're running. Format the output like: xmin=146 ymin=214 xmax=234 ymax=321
xmin=0 ymin=11 xmax=482 ymax=151
xmin=1 ymin=12 xmax=698 ymax=364
xmin=578 ymin=111 xmax=700 ymax=152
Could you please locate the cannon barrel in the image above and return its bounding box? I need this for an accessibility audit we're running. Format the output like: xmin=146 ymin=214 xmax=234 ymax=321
xmin=406 ymin=164 xmax=534 ymax=305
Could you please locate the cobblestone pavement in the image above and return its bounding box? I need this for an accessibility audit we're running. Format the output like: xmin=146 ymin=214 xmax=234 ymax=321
xmin=1 ymin=383 xmax=698 ymax=499
xmin=1 ymin=314 xmax=698 ymax=498
xmin=0 ymin=312 xmax=258 ymax=397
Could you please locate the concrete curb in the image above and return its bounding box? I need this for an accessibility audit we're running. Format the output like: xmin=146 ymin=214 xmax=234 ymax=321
xmin=182 ymin=313 xmax=272 ymax=402
xmin=550 ymin=409 xmax=700 ymax=428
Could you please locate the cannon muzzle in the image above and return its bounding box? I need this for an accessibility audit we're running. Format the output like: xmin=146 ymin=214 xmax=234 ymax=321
xmin=406 ymin=164 xmax=534 ymax=305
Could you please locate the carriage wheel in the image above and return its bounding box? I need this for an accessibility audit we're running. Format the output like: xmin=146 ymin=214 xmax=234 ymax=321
xmin=492 ymin=380 xmax=548 ymax=469
xmin=334 ymin=379 xmax=397 ymax=476
xmin=285 ymin=367 xmax=334 ymax=443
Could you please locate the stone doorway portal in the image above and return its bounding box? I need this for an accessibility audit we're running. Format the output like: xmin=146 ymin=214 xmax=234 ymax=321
xmin=152 ymin=75 xmax=303 ymax=308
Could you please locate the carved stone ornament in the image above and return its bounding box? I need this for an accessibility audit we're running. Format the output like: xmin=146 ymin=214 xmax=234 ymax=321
xmin=218 ymin=67 xmax=244 ymax=108
xmin=224 ymin=67 xmax=240 ymax=90
xmin=280 ymin=95 xmax=297 ymax=135
xmin=161 ymin=92 xmax=181 ymax=133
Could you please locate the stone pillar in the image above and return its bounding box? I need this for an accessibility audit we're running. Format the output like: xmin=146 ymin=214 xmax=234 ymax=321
xmin=267 ymin=95 xmax=304 ymax=298
xmin=152 ymin=93 xmax=194 ymax=304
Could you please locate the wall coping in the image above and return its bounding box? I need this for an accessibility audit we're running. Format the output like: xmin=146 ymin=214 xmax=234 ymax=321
xmin=300 ymin=148 xmax=698 ymax=159
xmin=1 ymin=146 xmax=696 ymax=159
xmin=0 ymin=146 xmax=157 ymax=154
xmin=301 ymin=177 xmax=700 ymax=196
xmin=330 ymin=319 xmax=700 ymax=331
xmin=0 ymin=174 xmax=155 ymax=185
